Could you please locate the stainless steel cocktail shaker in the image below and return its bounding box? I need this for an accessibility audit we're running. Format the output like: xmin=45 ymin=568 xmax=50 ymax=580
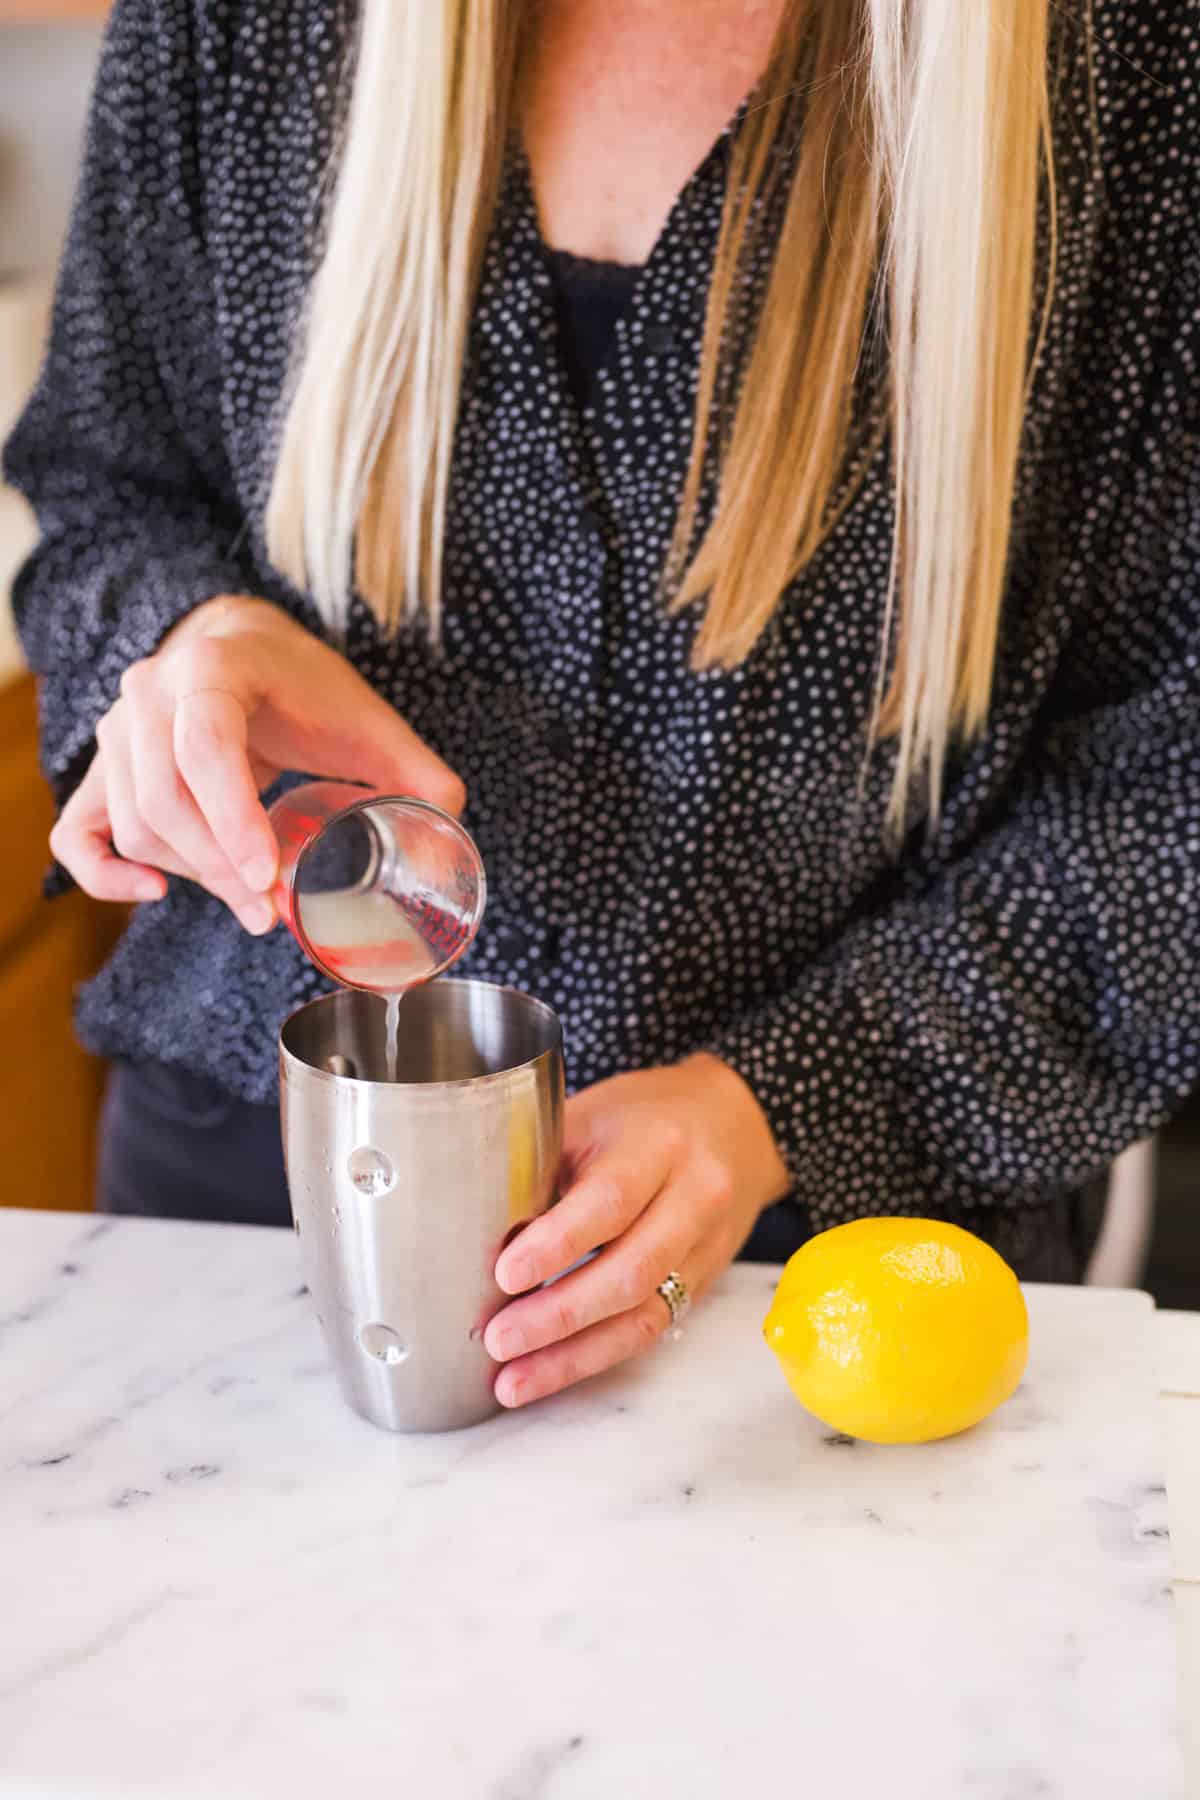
xmin=280 ymin=980 xmax=563 ymax=1432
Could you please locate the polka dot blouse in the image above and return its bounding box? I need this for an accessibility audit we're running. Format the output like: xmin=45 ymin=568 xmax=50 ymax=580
xmin=5 ymin=0 xmax=1198 ymax=1273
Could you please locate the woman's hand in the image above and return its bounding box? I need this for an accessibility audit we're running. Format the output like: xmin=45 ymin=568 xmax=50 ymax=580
xmin=50 ymin=595 xmax=464 ymax=932
xmin=485 ymin=1054 xmax=791 ymax=1407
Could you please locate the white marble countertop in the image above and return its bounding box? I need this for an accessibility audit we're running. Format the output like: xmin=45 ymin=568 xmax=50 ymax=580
xmin=0 ymin=1208 xmax=1191 ymax=1800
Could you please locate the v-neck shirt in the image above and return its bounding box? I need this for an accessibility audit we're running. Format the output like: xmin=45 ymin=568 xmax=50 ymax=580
xmin=5 ymin=0 xmax=1198 ymax=1275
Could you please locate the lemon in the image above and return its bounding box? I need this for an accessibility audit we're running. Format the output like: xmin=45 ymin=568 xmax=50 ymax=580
xmin=763 ymin=1217 xmax=1029 ymax=1444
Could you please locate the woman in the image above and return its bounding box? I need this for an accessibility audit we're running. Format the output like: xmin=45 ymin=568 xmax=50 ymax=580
xmin=6 ymin=0 xmax=1198 ymax=1407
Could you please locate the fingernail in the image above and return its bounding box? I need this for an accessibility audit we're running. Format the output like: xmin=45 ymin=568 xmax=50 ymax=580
xmin=497 ymin=1372 xmax=530 ymax=1409
xmin=241 ymin=856 xmax=276 ymax=893
xmin=135 ymin=880 xmax=164 ymax=903
xmin=497 ymin=1254 xmax=534 ymax=1295
xmin=243 ymin=900 xmax=276 ymax=935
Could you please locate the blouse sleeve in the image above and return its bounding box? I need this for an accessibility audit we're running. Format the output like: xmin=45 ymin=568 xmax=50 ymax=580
xmin=712 ymin=210 xmax=1200 ymax=1232
xmin=2 ymin=0 xmax=259 ymax=809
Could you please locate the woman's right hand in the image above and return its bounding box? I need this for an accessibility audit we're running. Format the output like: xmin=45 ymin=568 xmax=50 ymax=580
xmin=50 ymin=595 xmax=465 ymax=934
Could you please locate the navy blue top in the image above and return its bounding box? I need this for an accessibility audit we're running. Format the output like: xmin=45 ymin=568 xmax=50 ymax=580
xmin=5 ymin=0 xmax=1199 ymax=1276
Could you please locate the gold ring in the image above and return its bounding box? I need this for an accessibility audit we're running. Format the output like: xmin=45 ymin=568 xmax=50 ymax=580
xmin=656 ymin=1270 xmax=691 ymax=1339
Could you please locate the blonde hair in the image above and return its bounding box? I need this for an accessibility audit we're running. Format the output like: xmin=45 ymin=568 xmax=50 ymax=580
xmin=267 ymin=0 xmax=1056 ymax=822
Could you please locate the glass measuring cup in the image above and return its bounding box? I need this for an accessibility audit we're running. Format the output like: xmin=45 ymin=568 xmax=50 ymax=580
xmin=267 ymin=782 xmax=486 ymax=994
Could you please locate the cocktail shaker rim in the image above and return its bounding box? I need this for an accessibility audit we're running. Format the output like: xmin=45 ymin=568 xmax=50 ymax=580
xmin=279 ymin=976 xmax=563 ymax=1094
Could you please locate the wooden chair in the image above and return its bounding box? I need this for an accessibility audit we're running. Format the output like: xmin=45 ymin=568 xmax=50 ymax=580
xmin=0 ymin=671 xmax=125 ymax=1211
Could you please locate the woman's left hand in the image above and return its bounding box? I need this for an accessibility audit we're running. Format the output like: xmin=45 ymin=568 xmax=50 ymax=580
xmin=485 ymin=1054 xmax=791 ymax=1407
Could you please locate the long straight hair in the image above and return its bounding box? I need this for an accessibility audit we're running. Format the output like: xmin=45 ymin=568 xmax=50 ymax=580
xmin=267 ymin=0 xmax=1057 ymax=823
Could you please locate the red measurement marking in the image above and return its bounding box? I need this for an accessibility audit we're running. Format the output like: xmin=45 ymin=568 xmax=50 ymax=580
xmin=275 ymin=810 xmax=324 ymax=852
xmin=319 ymin=942 xmax=424 ymax=973
xmin=397 ymin=896 xmax=471 ymax=956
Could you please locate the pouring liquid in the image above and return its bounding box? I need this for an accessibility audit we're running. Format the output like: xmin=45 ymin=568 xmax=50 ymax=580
xmin=384 ymin=992 xmax=402 ymax=1085
xmin=294 ymin=888 xmax=444 ymax=1082
xmin=296 ymin=888 xmax=439 ymax=993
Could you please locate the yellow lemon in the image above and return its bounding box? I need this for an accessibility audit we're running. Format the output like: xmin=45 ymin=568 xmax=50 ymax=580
xmin=763 ymin=1217 xmax=1029 ymax=1444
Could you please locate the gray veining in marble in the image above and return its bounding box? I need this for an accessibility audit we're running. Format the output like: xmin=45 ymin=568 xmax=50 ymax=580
xmin=0 ymin=1209 xmax=1181 ymax=1799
